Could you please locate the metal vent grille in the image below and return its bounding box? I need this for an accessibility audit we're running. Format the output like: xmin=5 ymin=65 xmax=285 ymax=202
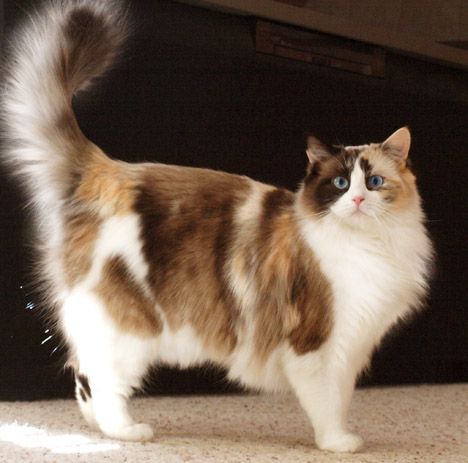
xmin=256 ymin=20 xmax=385 ymax=77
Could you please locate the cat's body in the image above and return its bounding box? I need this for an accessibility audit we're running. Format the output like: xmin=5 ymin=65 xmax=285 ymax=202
xmin=2 ymin=0 xmax=433 ymax=453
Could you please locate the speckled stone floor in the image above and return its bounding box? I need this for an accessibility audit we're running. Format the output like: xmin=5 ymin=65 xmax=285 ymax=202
xmin=0 ymin=384 xmax=466 ymax=462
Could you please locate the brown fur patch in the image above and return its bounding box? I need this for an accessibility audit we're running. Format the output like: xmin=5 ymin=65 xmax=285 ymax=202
xmin=62 ymin=151 xmax=135 ymax=287
xmin=362 ymin=145 xmax=417 ymax=210
xmin=287 ymin=256 xmax=333 ymax=354
xmin=253 ymin=189 xmax=333 ymax=357
xmin=133 ymin=165 xmax=333 ymax=360
xmin=76 ymin=373 xmax=92 ymax=400
xmin=95 ymin=256 xmax=161 ymax=337
xmin=301 ymin=150 xmax=356 ymax=213
xmin=62 ymin=209 xmax=101 ymax=286
xmin=135 ymin=164 xmax=251 ymax=359
xmin=75 ymin=154 xmax=137 ymax=214
xmin=388 ymin=167 xmax=417 ymax=210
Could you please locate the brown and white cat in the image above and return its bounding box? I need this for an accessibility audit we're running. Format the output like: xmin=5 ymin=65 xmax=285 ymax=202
xmin=2 ymin=0 xmax=433 ymax=453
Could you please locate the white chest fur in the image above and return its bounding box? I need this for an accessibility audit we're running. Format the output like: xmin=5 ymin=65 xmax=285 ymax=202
xmin=301 ymin=212 xmax=431 ymax=366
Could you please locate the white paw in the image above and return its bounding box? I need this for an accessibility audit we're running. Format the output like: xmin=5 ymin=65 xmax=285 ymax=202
xmin=102 ymin=423 xmax=154 ymax=442
xmin=317 ymin=433 xmax=364 ymax=453
xmin=77 ymin=399 xmax=99 ymax=430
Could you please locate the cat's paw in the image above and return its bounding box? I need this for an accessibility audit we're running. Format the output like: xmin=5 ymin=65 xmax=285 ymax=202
xmin=317 ymin=433 xmax=363 ymax=453
xmin=77 ymin=399 xmax=99 ymax=430
xmin=102 ymin=423 xmax=154 ymax=442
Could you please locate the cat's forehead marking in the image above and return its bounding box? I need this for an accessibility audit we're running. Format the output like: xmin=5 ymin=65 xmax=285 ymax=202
xmin=359 ymin=144 xmax=399 ymax=176
xmin=346 ymin=144 xmax=384 ymax=174
xmin=358 ymin=157 xmax=372 ymax=176
xmin=335 ymin=147 xmax=362 ymax=172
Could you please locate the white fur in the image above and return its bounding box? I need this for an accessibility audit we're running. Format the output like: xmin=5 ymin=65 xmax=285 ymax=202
xmin=228 ymin=342 xmax=288 ymax=392
xmin=229 ymin=181 xmax=272 ymax=313
xmin=88 ymin=214 xmax=150 ymax=287
xmin=156 ymin=324 xmax=208 ymax=368
xmin=63 ymin=287 xmax=157 ymax=441
xmin=283 ymin=346 xmax=363 ymax=452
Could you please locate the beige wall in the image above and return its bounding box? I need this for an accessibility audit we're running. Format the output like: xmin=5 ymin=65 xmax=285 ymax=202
xmin=299 ymin=0 xmax=468 ymax=43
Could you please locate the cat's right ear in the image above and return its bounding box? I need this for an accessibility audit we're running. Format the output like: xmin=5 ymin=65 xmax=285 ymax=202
xmin=306 ymin=136 xmax=332 ymax=164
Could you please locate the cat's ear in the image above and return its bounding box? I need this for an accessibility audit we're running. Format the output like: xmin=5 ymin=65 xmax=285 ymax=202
xmin=306 ymin=136 xmax=333 ymax=164
xmin=382 ymin=127 xmax=411 ymax=164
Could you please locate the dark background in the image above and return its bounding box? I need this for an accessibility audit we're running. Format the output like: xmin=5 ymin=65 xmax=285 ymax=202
xmin=1 ymin=0 xmax=467 ymax=400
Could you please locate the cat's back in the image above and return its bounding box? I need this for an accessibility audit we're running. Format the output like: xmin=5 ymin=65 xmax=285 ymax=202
xmin=73 ymin=155 xmax=270 ymax=219
xmin=134 ymin=162 xmax=254 ymax=212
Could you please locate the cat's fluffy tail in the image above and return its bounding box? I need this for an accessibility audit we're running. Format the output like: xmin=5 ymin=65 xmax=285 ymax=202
xmin=2 ymin=0 xmax=127 ymax=211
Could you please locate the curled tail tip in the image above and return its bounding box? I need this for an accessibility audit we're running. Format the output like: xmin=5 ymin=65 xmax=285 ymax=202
xmin=5 ymin=0 xmax=129 ymax=95
xmin=57 ymin=0 xmax=130 ymax=93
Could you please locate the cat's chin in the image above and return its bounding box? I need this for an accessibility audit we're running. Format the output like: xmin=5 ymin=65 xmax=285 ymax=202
xmin=332 ymin=209 xmax=381 ymax=229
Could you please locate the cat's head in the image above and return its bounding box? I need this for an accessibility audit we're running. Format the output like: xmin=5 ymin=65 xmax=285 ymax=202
xmin=299 ymin=127 xmax=419 ymax=226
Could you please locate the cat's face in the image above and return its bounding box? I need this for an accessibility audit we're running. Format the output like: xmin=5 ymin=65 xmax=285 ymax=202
xmin=300 ymin=128 xmax=418 ymax=226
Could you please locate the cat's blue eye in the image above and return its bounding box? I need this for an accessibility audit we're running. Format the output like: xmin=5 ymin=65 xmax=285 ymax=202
xmin=367 ymin=175 xmax=384 ymax=189
xmin=332 ymin=176 xmax=349 ymax=190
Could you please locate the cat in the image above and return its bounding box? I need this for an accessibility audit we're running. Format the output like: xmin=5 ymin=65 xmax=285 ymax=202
xmin=2 ymin=0 xmax=433 ymax=453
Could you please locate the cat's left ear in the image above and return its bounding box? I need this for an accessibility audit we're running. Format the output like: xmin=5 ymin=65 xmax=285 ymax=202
xmin=382 ymin=127 xmax=411 ymax=165
xmin=306 ymin=136 xmax=333 ymax=164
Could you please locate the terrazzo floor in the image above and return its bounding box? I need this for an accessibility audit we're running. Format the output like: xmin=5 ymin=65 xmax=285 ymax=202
xmin=0 ymin=384 xmax=466 ymax=462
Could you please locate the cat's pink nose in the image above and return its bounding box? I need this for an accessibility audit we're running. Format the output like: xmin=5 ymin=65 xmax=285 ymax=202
xmin=353 ymin=196 xmax=365 ymax=207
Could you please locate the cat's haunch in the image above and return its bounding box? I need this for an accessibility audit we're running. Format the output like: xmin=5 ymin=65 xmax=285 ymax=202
xmin=2 ymin=0 xmax=433 ymax=453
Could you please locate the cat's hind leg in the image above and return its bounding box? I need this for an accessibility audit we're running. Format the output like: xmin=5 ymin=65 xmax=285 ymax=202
xmin=283 ymin=348 xmax=363 ymax=453
xmin=62 ymin=287 xmax=157 ymax=441
xmin=75 ymin=372 xmax=98 ymax=429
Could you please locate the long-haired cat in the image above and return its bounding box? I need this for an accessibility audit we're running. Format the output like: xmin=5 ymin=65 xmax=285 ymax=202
xmin=2 ymin=0 xmax=433 ymax=453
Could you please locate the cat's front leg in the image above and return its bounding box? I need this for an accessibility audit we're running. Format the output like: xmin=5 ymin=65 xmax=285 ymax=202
xmin=283 ymin=348 xmax=363 ymax=453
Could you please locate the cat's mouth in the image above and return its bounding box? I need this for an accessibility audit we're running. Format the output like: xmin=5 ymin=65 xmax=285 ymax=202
xmin=345 ymin=206 xmax=368 ymax=217
xmin=338 ymin=207 xmax=374 ymax=222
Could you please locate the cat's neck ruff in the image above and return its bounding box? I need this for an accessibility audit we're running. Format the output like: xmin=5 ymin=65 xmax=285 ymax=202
xmin=296 ymin=196 xmax=431 ymax=315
